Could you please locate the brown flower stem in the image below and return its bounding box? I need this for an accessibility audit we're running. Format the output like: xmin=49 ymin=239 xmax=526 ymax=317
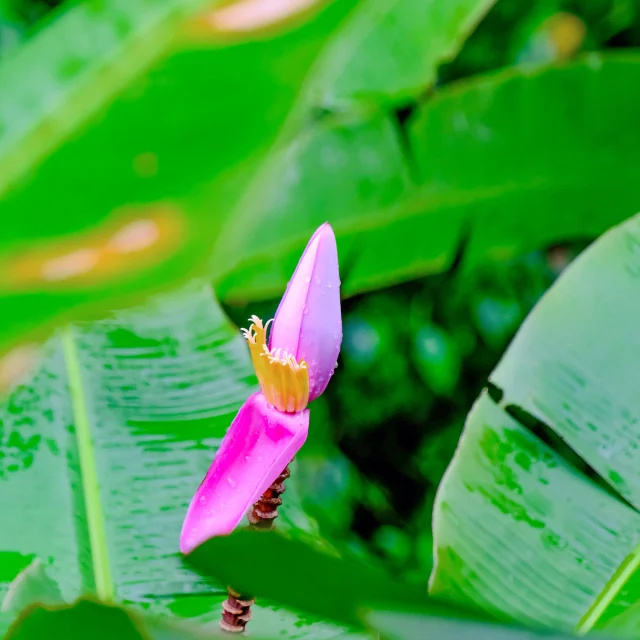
xmin=220 ymin=588 xmax=255 ymax=633
xmin=219 ymin=463 xmax=292 ymax=633
xmin=247 ymin=464 xmax=290 ymax=528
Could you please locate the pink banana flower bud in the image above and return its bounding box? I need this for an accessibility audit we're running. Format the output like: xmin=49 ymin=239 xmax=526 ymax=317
xmin=180 ymin=223 xmax=342 ymax=554
xmin=269 ymin=223 xmax=342 ymax=400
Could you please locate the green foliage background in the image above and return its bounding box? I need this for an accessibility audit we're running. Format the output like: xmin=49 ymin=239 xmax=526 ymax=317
xmin=3 ymin=0 xmax=640 ymax=638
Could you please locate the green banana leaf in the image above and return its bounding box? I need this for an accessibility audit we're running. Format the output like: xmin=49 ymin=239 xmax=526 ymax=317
xmin=0 ymin=0 xmax=494 ymax=358
xmin=0 ymin=283 xmax=353 ymax=638
xmin=5 ymin=600 xmax=205 ymax=640
xmin=4 ymin=598 xmax=215 ymax=640
xmin=365 ymin=609 xmax=616 ymax=640
xmin=187 ymin=529 xmax=442 ymax=629
xmin=1 ymin=560 xmax=63 ymax=616
xmin=188 ymin=529 xmax=617 ymax=639
xmin=430 ymin=212 xmax=640 ymax=636
xmin=214 ymin=53 xmax=640 ymax=303
xmin=304 ymin=0 xmax=496 ymax=106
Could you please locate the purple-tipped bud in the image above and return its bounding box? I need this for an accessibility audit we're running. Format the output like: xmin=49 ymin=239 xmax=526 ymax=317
xmin=269 ymin=223 xmax=342 ymax=401
xmin=180 ymin=392 xmax=309 ymax=554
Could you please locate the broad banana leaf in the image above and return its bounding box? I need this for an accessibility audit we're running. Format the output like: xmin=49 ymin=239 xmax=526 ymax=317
xmin=431 ymin=212 xmax=640 ymax=637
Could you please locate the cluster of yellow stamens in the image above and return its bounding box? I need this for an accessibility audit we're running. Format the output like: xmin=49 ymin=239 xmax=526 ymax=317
xmin=241 ymin=315 xmax=309 ymax=413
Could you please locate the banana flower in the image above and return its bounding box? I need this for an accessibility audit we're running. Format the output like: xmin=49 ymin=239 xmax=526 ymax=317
xmin=180 ymin=223 xmax=341 ymax=554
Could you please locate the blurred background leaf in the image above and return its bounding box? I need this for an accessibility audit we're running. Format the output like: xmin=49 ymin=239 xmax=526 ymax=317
xmin=303 ymin=0 xmax=497 ymax=106
xmin=214 ymin=53 xmax=640 ymax=304
xmin=0 ymin=0 xmax=355 ymax=355
xmin=6 ymin=0 xmax=636 ymax=362
xmin=0 ymin=0 xmax=502 ymax=359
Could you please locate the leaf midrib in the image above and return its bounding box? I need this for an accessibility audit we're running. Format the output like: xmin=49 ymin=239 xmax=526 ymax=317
xmin=62 ymin=327 xmax=113 ymax=602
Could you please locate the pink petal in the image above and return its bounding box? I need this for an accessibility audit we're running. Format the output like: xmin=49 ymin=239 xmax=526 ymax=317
xmin=269 ymin=222 xmax=342 ymax=401
xmin=180 ymin=392 xmax=309 ymax=554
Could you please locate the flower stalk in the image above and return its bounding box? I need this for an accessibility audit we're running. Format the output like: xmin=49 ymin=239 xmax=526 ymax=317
xmin=220 ymin=587 xmax=255 ymax=633
xmin=247 ymin=463 xmax=291 ymax=527
xmin=219 ymin=463 xmax=291 ymax=633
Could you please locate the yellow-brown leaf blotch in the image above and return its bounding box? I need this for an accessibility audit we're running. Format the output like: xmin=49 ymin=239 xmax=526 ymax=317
xmin=1 ymin=203 xmax=185 ymax=292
